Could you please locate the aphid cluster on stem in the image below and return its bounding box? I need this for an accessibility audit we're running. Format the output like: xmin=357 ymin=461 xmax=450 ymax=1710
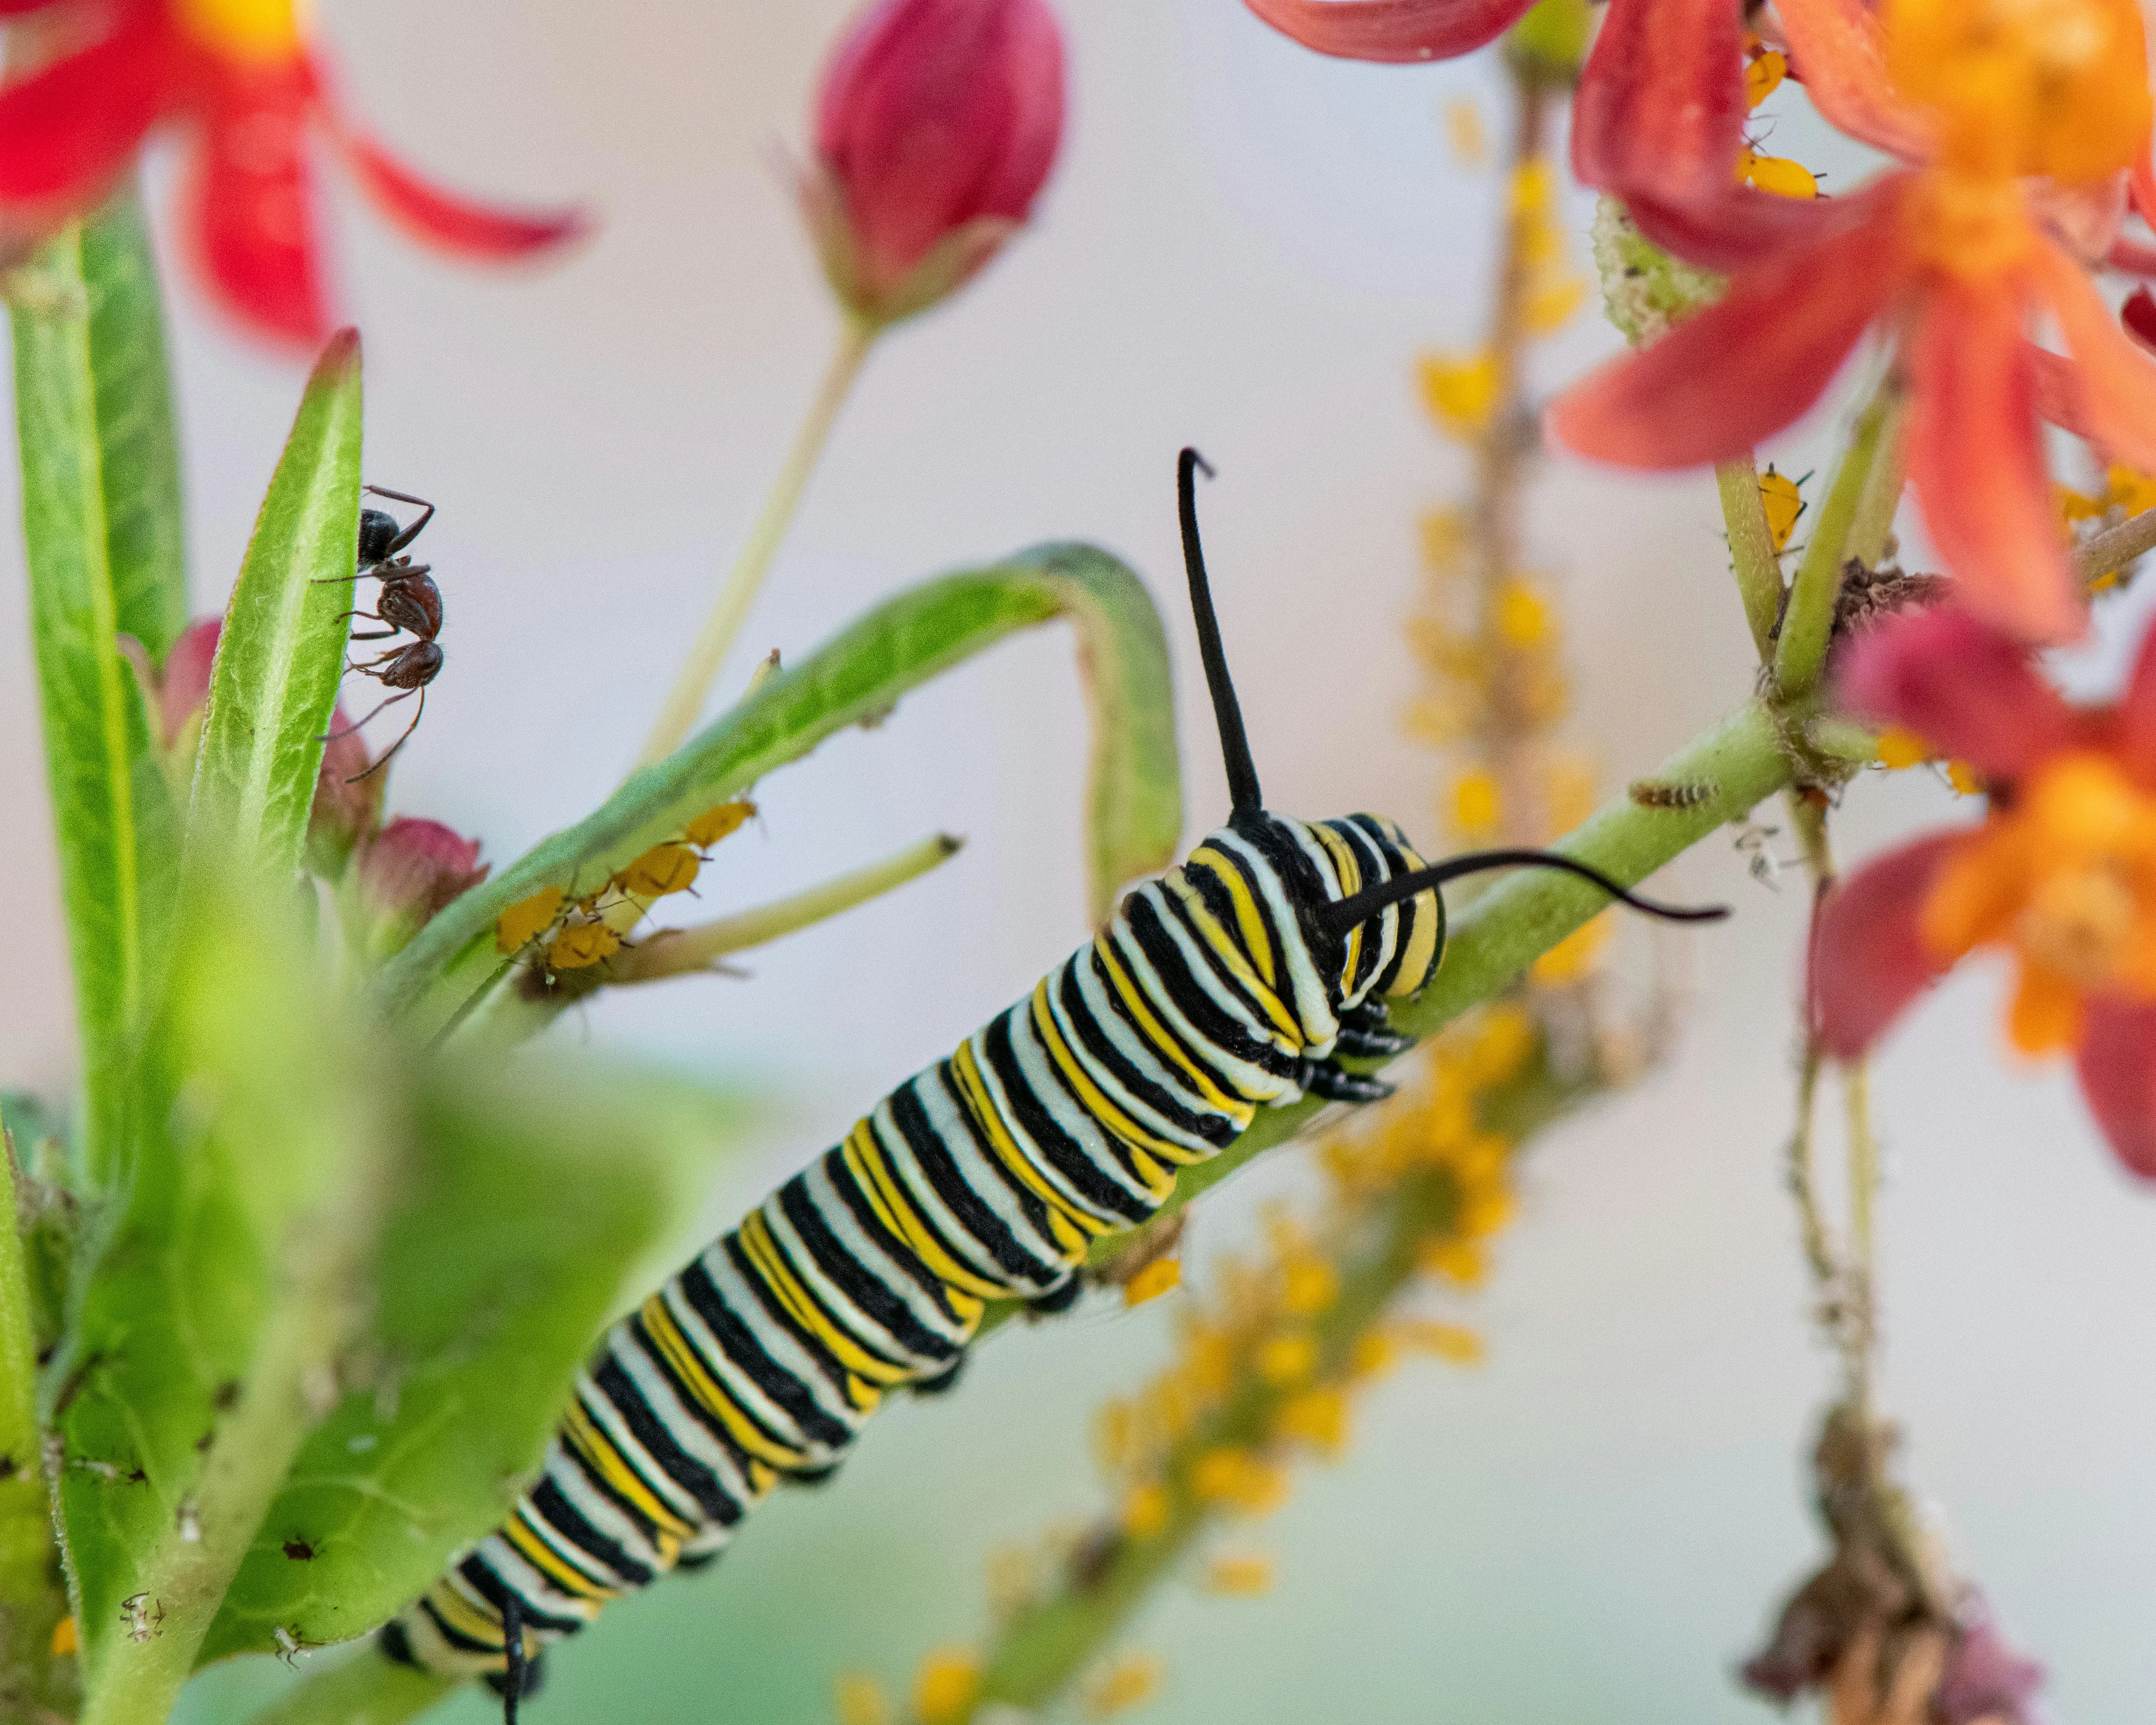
xmin=316 ymin=486 xmax=446 ymax=782
xmin=493 ymin=799 xmax=758 ymax=991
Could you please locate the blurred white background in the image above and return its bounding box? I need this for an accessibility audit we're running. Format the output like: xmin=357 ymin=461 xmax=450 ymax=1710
xmin=1 ymin=0 xmax=2151 ymax=1718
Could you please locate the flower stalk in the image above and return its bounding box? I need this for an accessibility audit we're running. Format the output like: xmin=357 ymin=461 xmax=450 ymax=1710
xmin=637 ymin=317 xmax=878 ymax=769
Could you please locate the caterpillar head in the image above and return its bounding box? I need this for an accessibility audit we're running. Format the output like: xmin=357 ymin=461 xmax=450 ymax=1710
xmin=1175 ymin=448 xmax=1727 ymax=1042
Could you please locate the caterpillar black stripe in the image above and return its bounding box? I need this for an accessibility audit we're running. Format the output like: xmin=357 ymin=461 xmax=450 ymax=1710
xmin=379 ymin=450 xmax=1727 ymax=1697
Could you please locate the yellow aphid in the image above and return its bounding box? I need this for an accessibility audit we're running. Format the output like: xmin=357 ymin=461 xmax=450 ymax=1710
xmin=685 ymin=799 xmax=756 ymax=849
xmin=1274 ymin=1386 xmax=1349 ymax=1456
xmin=1523 ymin=273 xmax=1587 ymax=335
xmin=1946 ymin=760 xmax=1984 ymax=796
xmin=834 ymin=1672 xmax=889 ymax=1725
xmin=1735 ymin=149 xmax=1820 ymax=199
xmin=1420 ymin=507 xmax=1470 ymax=570
xmin=1758 ymin=464 xmax=1807 ymax=551
xmin=912 ymin=1649 xmax=980 ymax=1725
xmin=1875 ymin=725 xmax=1932 ymax=770
xmin=2107 ymin=464 xmax=2156 ymax=517
xmin=1398 ymin=1320 xmax=1486 ymax=1365
xmin=1418 ymin=350 xmax=1499 ymax=440
xmin=1445 ymin=97 xmax=1486 ymax=166
xmin=619 ymin=843 xmax=702 ymax=899
xmin=1205 ymin=1553 xmax=1276 ymax=1596
xmin=1123 ymin=1258 xmax=1182 ymax=1307
xmin=2090 ymin=568 xmax=2123 ymax=593
xmin=496 ymin=885 xmax=564 ymax=954
xmin=1120 ymin=1481 xmax=1170 ymax=1539
xmin=1190 ymin=1448 xmax=1288 ymax=1514
xmin=1494 ymin=579 xmax=1550 ymax=649
xmin=52 ymin=1615 xmax=77 ymax=1657
xmin=1745 ymin=47 xmax=1788 ymax=106
xmin=2058 ymin=484 xmax=2109 ymax=522
xmin=1508 ymin=158 xmax=1558 ymax=217
xmin=1350 ymin=1330 xmax=1398 ymax=1380
xmin=1419 ymin=1236 xmax=1486 ymax=1287
xmin=1083 ymin=1653 xmax=1163 ymax=1719
xmin=546 ymin=922 xmax=621 ymax=970
xmin=1451 ymin=770 xmax=1502 ymax=837
xmin=1531 ymin=913 xmax=1611 ymax=985
xmin=1279 ymin=1256 xmax=1337 ymax=1316
xmin=1256 ymin=1333 xmax=1317 ymax=1385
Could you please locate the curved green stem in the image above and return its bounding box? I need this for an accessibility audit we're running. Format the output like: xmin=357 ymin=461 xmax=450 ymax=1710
xmin=1773 ymin=384 xmax=1894 ymax=699
xmin=1716 ymin=457 xmax=1785 ymax=660
xmin=637 ymin=319 xmax=876 ymax=770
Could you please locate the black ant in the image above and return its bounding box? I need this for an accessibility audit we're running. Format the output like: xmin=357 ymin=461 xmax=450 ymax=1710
xmin=315 ymin=486 xmax=444 ymax=783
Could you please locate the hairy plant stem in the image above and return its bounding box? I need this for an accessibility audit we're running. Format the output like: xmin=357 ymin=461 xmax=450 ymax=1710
xmin=1471 ymin=79 xmax=1555 ymax=845
xmin=2075 ymin=501 xmax=2156 ymax=587
xmin=1774 ymin=382 xmax=1895 ymax=698
xmin=636 ymin=317 xmax=876 ymax=770
xmin=1716 ymin=457 xmax=1785 ymax=660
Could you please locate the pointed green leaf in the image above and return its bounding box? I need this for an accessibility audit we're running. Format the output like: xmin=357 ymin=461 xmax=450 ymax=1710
xmin=198 ymin=1059 xmax=747 ymax=1662
xmin=379 ymin=542 xmax=1182 ymax=1030
xmin=188 ymin=330 xmax=363 ymax=881
xmin=11 ymin=195 xmax=188 ymax=1189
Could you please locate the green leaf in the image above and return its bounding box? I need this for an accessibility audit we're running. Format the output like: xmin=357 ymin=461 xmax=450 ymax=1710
xmin=11 ymin=198 xmax=191 ymax=1189
xmin=80 ymin=185 xmax=190 ymax=661
xmin=198 ymin=1059 xmax=748 ymax=1662
xmin=379 ymin=542 xmax=1182 ymax=1031
xmin=0 ymin=1137 xmax=76 ymax=1718
xmin=187 ymin=329 xmax=363 ymax=883
xmin=53 ymin=871 xmax=394 ymax=1723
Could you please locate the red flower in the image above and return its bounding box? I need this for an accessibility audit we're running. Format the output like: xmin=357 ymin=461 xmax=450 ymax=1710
xmin=0 ymin=0 xmax=585 ymax=346
xmin=1548 ymin=0 xmax=2156 ymax=644
xmin=802 ymin=0 xmax=1065 ymax=328
xmin=1811 ymin=606 xmax=2156 ymax=1176
xmin=1242 ymin=0 xmax=1746 ymax=211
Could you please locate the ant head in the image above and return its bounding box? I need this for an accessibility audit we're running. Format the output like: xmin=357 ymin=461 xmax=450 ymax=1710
xmin=357 ymin=507 xmax=403 ymax=568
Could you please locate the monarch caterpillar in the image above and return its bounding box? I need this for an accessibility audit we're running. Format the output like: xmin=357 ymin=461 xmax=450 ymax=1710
xmin=379 ymin=451 xmax=1725 ymax=1705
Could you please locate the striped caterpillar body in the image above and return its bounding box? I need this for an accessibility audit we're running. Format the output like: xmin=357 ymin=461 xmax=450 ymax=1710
xmin=382 ymin=808 xmax=1440 ymax=1679
xmin=379 ymin=451 xmax=1726 ymax=1700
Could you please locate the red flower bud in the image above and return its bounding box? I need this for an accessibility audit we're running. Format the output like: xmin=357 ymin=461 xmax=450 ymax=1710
xmin=355 ymin=816 xmax=488 ymax=959
xmin=159 ymin=617 xmax=222 ymax=750
xmin=804 ymin=0 xmax=1065 ymax=327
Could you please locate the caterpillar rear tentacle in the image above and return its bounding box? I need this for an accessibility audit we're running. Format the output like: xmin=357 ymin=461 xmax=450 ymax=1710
xmin=377 ymin=452 xmax=1728 ymax=1701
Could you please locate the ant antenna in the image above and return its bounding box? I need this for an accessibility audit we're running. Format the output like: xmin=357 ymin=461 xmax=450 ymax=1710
xmin=1179 ymin=448 xmax=1263 ymax=814
xmin=1317 ymin=848 xmax=1729 ymax=941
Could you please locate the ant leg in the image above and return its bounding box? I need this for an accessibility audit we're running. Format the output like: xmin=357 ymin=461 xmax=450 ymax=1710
xmin=346 ymin=687 xmax=424 ymax=783
xmin=348 ymin=631 xmax=400 ymax=642
xmin=309 ymin=572 xmax=365 ymax=587
xmin=320 ymin=688 xmax=412 ymax=743
xmin=364 ymin=486 xmax=436 ymax=554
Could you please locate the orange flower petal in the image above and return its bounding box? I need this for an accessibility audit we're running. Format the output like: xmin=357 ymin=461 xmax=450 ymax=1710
xmin=1774 ymin=0 xmax=1935 ymax=161
xmin=1810 ymin=831 xmax=1970 ymax=1057
xmin=1627 ymin=183 xmax=1859 ymax=271
xmin=324 ymin=113 xmax=589 ymax=259
xmin=2033 ymin=236 xmax=2156 ymax=472
xmin=2007 ymin=964 xmax=2086 ymax=1055
xmin=1240 ymin=0 xmax=1535 ymax=60
xmin=0 ymin=11 xmax=167 ymax=208
xmin=1923 ymin=825 xmax=2036 ymax=957
xmin=1835 ymin=606 xmax=2079 ymax=780
xmin=2077 ymin=997 xmax=2156 ymax=1175
xmin=1548 ymin=187 xmax=1906 ymax=467
xmin=183 ymin=68 xmax=329 ymax=346
xmin=1572 ymin=0 xmax=1746 ymax=208
xmin=1903 ymin=280 xmax=2085 ymax=643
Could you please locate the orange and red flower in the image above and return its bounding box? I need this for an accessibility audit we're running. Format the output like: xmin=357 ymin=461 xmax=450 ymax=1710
xmin=0 ymin=0 xmax=584 ymax=345
xmin=1811 ymin=606 xmax=2156 ymax=1176
xmin=1547 ymin=0 xmax=2156 ymax=645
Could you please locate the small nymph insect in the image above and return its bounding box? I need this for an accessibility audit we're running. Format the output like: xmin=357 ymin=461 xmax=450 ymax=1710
xmin=316 ymin=486 xmax=447 ymax=782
